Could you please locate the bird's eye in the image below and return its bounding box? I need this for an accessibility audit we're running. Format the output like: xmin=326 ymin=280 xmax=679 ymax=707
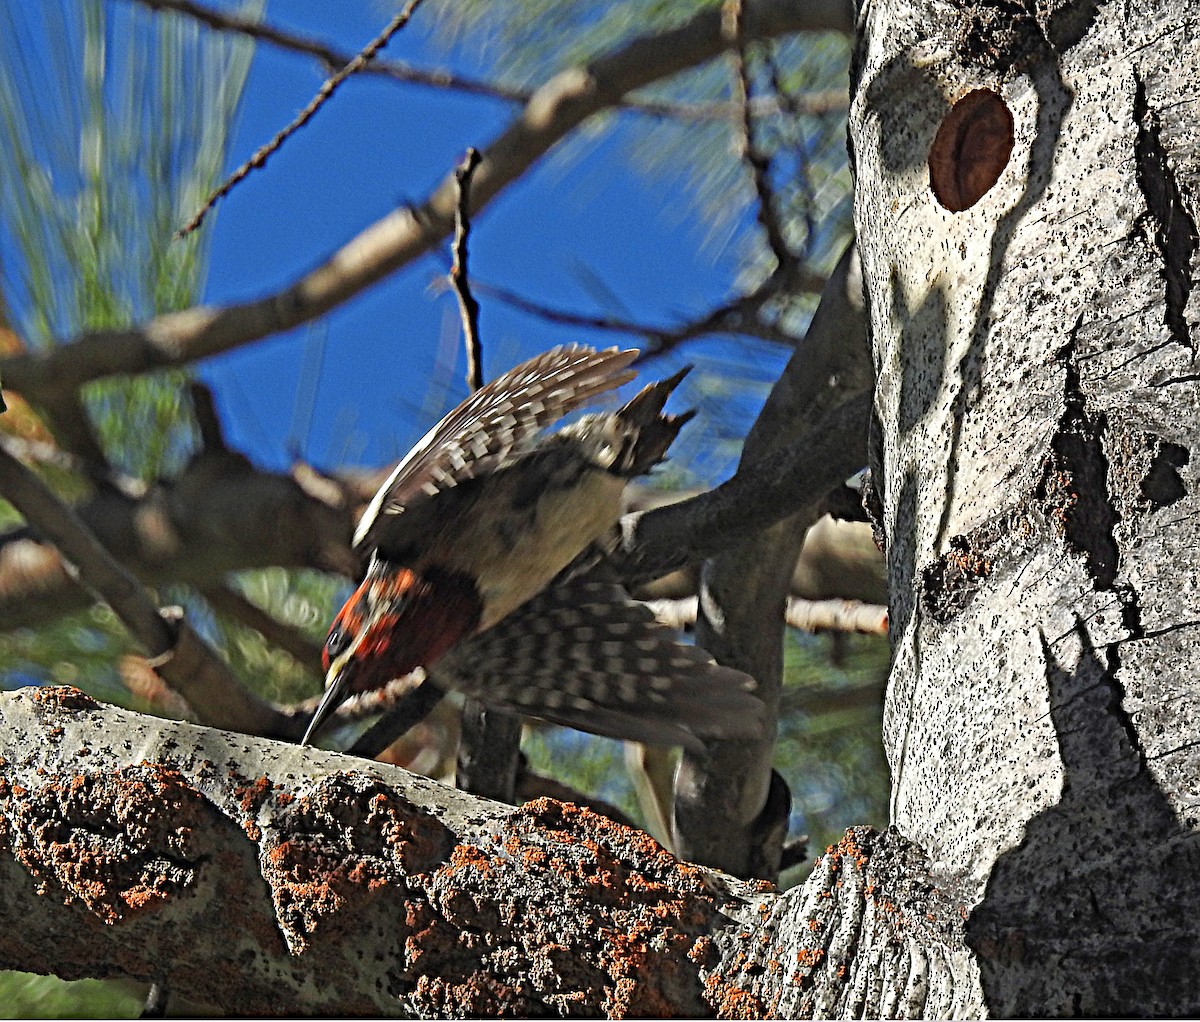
xmin=326 ymin=627 xmax=352 ymax=659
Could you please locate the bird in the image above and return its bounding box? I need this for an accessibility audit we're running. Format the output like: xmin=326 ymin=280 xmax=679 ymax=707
xmin=301 ymin=344 xmax=765 ymax=751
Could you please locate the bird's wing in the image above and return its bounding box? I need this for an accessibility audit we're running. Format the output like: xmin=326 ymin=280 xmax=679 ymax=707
xmin=354 ymin=345 xmax=638 ymax=554
xmin=433 ymin=579 xmax=767 ymax=751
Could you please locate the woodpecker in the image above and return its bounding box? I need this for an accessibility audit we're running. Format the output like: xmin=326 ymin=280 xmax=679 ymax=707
xmin=302 ymin=344 xmax=764 ymax=750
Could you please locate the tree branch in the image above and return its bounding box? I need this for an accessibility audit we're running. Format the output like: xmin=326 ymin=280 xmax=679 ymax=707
xmin=610 ymin=388 xmax=872 ymax=587
xmin=446 ymin=146 xmax=523 ymax=799
xmin=0 ymin=0 xmax=851 ymax=404
xmin=453 ymin=268 xmax=826 ymax=357
xmin=123 ymin=0 xmax=848 ymax=120
xmin=725 ymin=0 xmax=794 ymax=272
xmin=177 ymin=0 xmax=428 ymax=236
xmin=645 ymin=594 xmax=888 ymax=635
xmin=668 ymin=243 xmax=872 ymax=879
xmin=450 ymin=148 xmax=484 ymax=393
xmin=0 ymin=446 xmax=283 ymax=734
xmin=0 ymin=688 xmax=978 ymax=1017
xmin=0 ymin=456 xmax=355 ymax=629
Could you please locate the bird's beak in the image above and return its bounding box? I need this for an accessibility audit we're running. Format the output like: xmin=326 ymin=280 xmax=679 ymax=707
xmin=301 ymin=658 xmax=354 ymax=747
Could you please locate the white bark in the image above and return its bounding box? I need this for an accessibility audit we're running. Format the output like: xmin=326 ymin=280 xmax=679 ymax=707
xmin=852 ymin=0 xmax=1199 ymax=1012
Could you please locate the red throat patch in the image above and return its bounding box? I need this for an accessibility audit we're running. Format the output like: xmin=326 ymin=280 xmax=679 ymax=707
xmin=325 ymin=566 xmax=482 ymax=693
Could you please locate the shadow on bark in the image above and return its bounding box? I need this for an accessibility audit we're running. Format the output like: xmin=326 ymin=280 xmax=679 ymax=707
xmin=966 ymin=618 xmax=1200 ymax=1015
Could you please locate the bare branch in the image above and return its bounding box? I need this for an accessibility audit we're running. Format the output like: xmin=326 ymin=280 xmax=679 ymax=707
xmin=0 ymin=432 xmax=118 ymax=484
xmin=0 ymin=0 xmax=850 ymax=405
xmin=724 ymin=0 xmax=794 ymax=272
xmin=450 ymin=148 xmax=484 ymax=392
xmin=666 ymin=243 xmax=871 ymax=879
xmin=176 ymin=0 xmax=428 ymax=237
xmin=447 ymin=146 xmax=522 ymax=799
xmin=611 ymin=389 xmax=872 ymax=586
xmin=781 ymin=678 xmax=885 ymax=717
xmin=0 ymin=316 xmax=107 ymax=470
xmin=187 ymin=381 xmax=229 ymax=453
xmin=31 ymin=391 xmax=109 ymax=471
xmin=123 ymin=0 xmax=848 ymax=120
xmin=0 ymin=445 xmax=284 ymax=734
xmin=456 ymin=270 xmax=826 ymax=358
xmin=0 ymin=456 xmax=355 ymax=630
xmin=762 ymin=47 xmax=820 ymax=264
xmin=645 ymin=594 xmax=888 ymax=635
xmin=347 ymin=675 xmax=447 ymax=758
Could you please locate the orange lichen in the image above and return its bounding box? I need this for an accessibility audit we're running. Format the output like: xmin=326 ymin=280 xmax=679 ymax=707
xmin=450 ymin=843 xmax=495 ymax=875
xmin=703 ymin=972 xmax=769 ymax=1020
xmin=796 ymin=947 xmax=825 ymax=968
xmin=236 ymin=775 xmax=274 ymax=814
xmin=0 ymin=764 xmax=208 ymax=924
xmin=30 ymin=686 xmax=99 ymax=712
xmin=688 ymin=935 xmax=714 ymax=964
xmin=257 ymin=773 xmax=451 ymax=952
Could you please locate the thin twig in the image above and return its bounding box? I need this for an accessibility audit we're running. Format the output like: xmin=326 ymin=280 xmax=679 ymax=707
xmin=176 ymin=0 xmax=427 ymax=238
xmin=763 ymin=46 xmax=820 ymax=265
xmin=452 ymin=270 xmax=825 ymax=358
xmin=446 ymin=148 xmax=521 ymax=802
xmin=723 ymin=0 xmax=794 ymax=272
xmin=643 ymin=594 xmax=888 ymax=635
xmin=450 ymin=148 xmax=484 ymax=392
xmin=123 ymin=0 xmax=847 ymax=120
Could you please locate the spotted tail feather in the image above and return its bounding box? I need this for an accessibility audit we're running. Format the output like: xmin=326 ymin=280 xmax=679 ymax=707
xmin=433 ymin=579 xmax=766 ymax=751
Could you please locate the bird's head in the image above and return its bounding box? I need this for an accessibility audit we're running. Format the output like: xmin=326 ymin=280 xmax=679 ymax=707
xmin=301 ymin=559 xmax=481 ymax=746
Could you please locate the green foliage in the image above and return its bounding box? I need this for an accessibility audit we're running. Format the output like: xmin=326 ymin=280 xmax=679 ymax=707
xmin=190 ymin=568 xmax=345 ymax=704
xmin=0 ymin=1 xmax=270 ymax=714
xmin=0 ymin=0 xmax=258 ymax=478
xmin=0 ymin=1 xmax=256 ymax=349
xmin=0 ymin=603 xmax=136 ymax=707
xmin=777 ymin=629 xmax=890 ymax=885
xmin=0 ymin=972 xmax=143 ymax=1020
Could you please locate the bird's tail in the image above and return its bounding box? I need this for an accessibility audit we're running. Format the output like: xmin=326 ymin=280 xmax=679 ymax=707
xmin=609 ymin=366 xmax=696 ymax=477
xmin=432 ymin=577 xmax=766 ymax=751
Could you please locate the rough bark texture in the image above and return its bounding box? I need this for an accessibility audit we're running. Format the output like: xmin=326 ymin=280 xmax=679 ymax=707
xmin=0 ymin=689 xmax=978 ymax=1017
xmin=852 ymin=0 xmax=1199 ymax=1013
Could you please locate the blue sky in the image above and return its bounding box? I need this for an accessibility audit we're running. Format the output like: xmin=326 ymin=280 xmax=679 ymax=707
xmin=189 ymin=2 xmax=787 ymax=479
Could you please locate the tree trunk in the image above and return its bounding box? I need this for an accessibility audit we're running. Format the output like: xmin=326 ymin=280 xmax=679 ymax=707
xmin=852 ymin=0 xmax=1199 ymax=1012
xmin=2 ymin=0 xmax=1197 ymax=1014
